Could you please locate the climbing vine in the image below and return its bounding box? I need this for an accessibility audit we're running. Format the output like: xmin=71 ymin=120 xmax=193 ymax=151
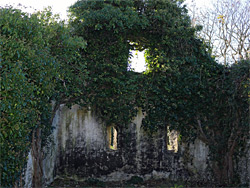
xmin=0 ymin=0 xmax=249 ymax=187
xmin=69 ymin=0 xmax=249 ymax=185
xmin=68 ymin=0 xmax=194 ymax=127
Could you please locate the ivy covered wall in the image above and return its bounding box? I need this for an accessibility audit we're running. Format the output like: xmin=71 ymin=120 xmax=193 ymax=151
xmin=1 ymin=1 xmax=249 ymax=187
xmin=24 ymin=104 xmax=250 ymax=187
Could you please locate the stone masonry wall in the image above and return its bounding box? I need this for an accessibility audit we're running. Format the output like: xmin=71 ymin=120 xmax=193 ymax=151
xmin=44 ymin=104 xmax=206 ymax=184
xmin=24 ymin=104 xmax=250 ymax=187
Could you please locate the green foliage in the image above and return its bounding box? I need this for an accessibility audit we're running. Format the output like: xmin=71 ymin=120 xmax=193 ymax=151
xmin=68 ymin=0 xmax=146 ymax=126
xmin=126 ymin=176 xmax=144 ymax=185
xmin=69 ymin=1 xmax=249 ymax=184
xmin=85 ymin=178 xmax=105 ymax=187
xmin=171 ymin=184 xmax=183 ymax=188
xmin=0 ymin=7 xmax=85 ymax=186
xmin=1 ymin=0 xmax=249 ymax=186
xmin=0 ymin=7 xmax=55 ymax=185
xmin=68 ymin=0 xmax=192 ymax=127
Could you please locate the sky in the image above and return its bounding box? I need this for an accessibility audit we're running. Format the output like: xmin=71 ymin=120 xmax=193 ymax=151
xmin=0 ymin=0 xmax=213 ymax=72
xmin=0 ymin=0 xmax=76 ymax=20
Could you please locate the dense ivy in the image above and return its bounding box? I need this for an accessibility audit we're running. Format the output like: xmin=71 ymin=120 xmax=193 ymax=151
xmin=69 ymin=0 xmax=249 ymax=185
xmin=68 ymin=0 xmax=195 ymax=126
xmin=68 ymin=0 xmax=147 ymax=126
xmin=0 ymin=0 xmax=249 ymax=186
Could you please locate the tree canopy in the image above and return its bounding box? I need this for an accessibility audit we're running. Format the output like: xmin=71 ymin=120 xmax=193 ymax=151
xmin=0 ymin=0 xmax=249 ymax=187
xmin=0 ymin=7 xmax=85 ymax=186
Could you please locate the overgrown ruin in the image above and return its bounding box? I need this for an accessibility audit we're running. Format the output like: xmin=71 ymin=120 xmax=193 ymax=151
xmin=1 ymin=1 xmax=249 ymax=187
xmin=24 ymin=104 xmax=250 ymax=187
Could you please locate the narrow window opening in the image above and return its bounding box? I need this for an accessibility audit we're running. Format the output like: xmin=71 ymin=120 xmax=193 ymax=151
xmin=107 ymin=126 xmax=117 ymax=150
xmin=167 ymin=127 xmax=179 ymax=153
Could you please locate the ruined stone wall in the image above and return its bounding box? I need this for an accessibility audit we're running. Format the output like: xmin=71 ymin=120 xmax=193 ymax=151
xmin=237 ymin=135 xmax=250 ymax=185
xmin=24 ymin=104 xmax=250 ymax=187
xmin=40 ymin=104 xmax=207 ymax=184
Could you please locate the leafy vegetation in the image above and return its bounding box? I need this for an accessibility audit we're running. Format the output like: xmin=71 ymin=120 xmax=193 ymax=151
xmin=0 ymin=7 xmax=85 ymax=187
xmin=0 ymin=0 xmax=249 ymax=187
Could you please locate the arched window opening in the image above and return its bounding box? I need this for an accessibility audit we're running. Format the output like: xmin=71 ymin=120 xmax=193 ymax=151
xmin=107 ymin=125 xmax=117 ymax=150
xmin=167 ymin=127 xmax=179 ymax=153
